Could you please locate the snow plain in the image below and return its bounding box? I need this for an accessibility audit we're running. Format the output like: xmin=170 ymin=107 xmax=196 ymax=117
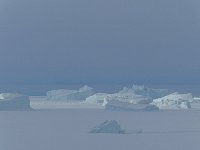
xmin=1 ymin=109 xmax=200 ymax=150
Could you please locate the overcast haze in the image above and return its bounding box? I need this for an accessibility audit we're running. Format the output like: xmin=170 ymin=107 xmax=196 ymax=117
xmin=0 ymin=0 xmax=200 ymax=84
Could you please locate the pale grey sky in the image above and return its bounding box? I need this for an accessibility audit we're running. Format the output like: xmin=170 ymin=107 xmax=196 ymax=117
xmin=0 ymin=0 xmax=200 ymax=84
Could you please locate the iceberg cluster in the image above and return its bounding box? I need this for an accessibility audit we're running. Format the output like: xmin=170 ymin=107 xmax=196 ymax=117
xmin=29 ymin=84 xmax=200 ymax=110
xmin=1 ymin=84 xmax=198 ymax=111
xmin=0 ymin=93 xmax=31 ymax=110
xmin=46 ymin=85 xmax=95 ymax=101
xmin=86 ymin=85 xmax=199 ymax=110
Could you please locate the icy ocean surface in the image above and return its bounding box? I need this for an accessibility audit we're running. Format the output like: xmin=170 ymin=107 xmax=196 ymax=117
xmin=1 ymin=83 xmax=200 ymax=150
xmin=1 ymin=110 xmax=200 ymax=150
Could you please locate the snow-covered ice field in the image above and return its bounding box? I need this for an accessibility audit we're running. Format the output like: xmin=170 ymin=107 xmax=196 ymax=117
xmin=1 ymin=109 xmax=200 ymax=150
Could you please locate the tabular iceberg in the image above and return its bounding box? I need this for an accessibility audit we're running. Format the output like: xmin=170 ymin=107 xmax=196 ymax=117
xmin=0 ymin=93 xmax=31 ymax=110
xmin=151 ymin=92 xmax=192 ymax=109
xmin=46 ymin=85 xmax=95 ymax=101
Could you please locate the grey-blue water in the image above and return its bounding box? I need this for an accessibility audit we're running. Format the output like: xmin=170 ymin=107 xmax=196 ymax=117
xmin=0 ymin=83 xmax=200 ymax=96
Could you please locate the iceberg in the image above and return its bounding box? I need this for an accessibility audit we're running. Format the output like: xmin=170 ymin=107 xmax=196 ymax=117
xmin=86 ymin=84 xmax=170 ymax=105
xmin=85 ymin=84 xmax=170 ymax=111
xmin=86 ymin=92 xmax=151 ymax=106
xmin=105 ymin=100 xmax=159 ymax=111
xmin=119 ymin=84 xmax=171 ymax=99
xmin=151 ymin=92 xmax=192 ymax=109
xmin=90 ymin=120 xmax=125 ymax=134
xmin=85 ymin=93 xmax=109 ymax=104
xmin=105 ymin=94 xmax=152 ymax=104
xmin=46 ymin=85 xmax=95 ymax=101
xmin=190 ymin=97 xmax=200 ymax=109
xmin=0 ymin=93 xmax=31 ymax=110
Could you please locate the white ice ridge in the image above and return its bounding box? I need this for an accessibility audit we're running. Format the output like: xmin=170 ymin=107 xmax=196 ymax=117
xmin=0 ymin=93 xmax=31 ymax=110
xmin=46 ymin=85 xmax=95 ymax=101
xmin=151 ymin=92 xmax=193 ymax=109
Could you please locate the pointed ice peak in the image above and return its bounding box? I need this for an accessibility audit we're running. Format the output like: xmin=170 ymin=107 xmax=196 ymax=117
xmin=79 ymin=85 xmax=93 ymax=91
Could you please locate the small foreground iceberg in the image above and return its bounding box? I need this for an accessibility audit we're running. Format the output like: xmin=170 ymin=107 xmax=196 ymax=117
xmin=0 ymin=93 xmax=31 ymax=110
xmin=90 ymin=120 xmax=125 ymax=134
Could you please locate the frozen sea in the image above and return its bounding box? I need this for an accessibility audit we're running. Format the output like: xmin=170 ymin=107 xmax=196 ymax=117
xmin=1 ymin=109 xmax=200 ymax=150
xmin=1 ymin=83 xmax=200 ymax=150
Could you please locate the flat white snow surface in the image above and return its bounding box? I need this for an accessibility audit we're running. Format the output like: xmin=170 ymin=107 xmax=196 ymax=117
xmin=1 ymin=110 xmax=200 ymax=150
